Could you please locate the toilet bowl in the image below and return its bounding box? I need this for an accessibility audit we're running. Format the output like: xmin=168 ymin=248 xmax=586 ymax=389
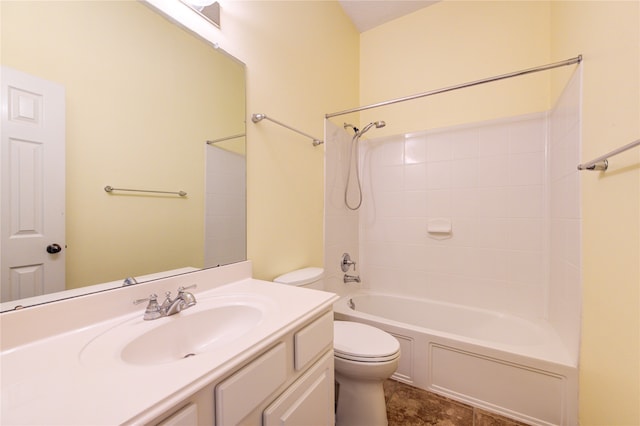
xmin=273 ymin=267 xmax=400 ymax=426
xmin=333 ymin=320 xmax=400 ymax=426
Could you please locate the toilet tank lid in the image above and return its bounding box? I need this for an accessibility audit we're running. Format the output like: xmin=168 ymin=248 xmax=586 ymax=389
xmin=273 ymin=267 xmax=324 ymax=286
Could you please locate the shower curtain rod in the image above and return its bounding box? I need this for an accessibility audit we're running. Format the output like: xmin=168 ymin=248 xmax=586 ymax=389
xmin=326 ymin=55 xmax=582 ymax=118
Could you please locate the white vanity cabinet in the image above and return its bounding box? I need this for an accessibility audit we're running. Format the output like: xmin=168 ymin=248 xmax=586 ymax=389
xmin=1 ymin=264 xmax=340 ymax=425
xmin=215 ymin=342 xmax=288 ymax=424
xmin=156 ymin=403 xmax=199 ymax=426
xmin=151 ymin=310 xmax=335 ymax=426
xmin=263 ymin=351 xmax=334 ymax=426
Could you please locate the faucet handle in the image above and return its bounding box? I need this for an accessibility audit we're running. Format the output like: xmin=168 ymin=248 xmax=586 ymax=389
xmin=341 ymin=253 xmax=356 ymax=272
xmin=178 ymin=284 xmax=197 ymax=293
xmin=133 ymin=293 xmax=162 ymax=320
xmin=122 ymin=276 xmax=138 ymax=286
xmin=133 ymin=293 xmax=157 ymax=305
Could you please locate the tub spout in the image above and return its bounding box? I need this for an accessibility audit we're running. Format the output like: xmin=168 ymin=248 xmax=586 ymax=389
xmin=344 ymin=274 xmax=361 ymax=283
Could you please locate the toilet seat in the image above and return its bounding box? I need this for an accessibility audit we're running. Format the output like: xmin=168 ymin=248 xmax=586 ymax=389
xmin=334 ymin=321 xmax=400 ymax=363
xmin=334 ymin=350 xmax=400 ymax=363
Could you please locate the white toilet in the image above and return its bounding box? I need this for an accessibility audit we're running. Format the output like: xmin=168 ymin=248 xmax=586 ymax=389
xmin=273 ymin=267 xmax=400 ymax=426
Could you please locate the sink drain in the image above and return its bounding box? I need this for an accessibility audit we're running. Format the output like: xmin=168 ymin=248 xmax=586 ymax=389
xmin=183 ymin=353 xmax=196 ymax=359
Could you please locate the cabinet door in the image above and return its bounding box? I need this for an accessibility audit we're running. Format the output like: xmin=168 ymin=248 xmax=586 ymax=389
xmin=294 ymin=311 xmax=333 ymax=371
xmin=156 ymin=403 xmax=198 ymax=426
xmin=263 ymin=351 xmax=334 ymax=426
xmin=215 ymin=343 xmax=287 ymax=425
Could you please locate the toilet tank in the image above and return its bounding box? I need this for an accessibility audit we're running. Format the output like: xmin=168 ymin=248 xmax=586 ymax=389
xmin=273 ymin=267 xmax=324 ymax=290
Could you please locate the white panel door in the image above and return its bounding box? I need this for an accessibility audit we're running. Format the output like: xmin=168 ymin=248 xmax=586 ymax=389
xmin=1 ymin=66 xmax=65 ymax=303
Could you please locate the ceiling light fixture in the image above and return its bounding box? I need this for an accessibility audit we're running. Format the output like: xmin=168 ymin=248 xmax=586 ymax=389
xmin=181 ymin=0 xmax=220 ymax=28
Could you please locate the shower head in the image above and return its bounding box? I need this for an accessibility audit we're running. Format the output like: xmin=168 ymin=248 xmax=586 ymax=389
xmin=251 ymin=113 xmax=266 ymax=123
xmin=357 ymin=120 xmax=386 ymax=137
xmin=344 ymin=119 xmax=386 ymax=211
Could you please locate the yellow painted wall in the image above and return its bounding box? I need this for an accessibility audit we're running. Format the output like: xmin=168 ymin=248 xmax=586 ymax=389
xmin=551 ymin=2 xmax=640 ymax=424
xmin=218 ymin=0 xmax=360 ymax=280
xmin=2 ymin=1 xmax=244 ymax=288
xmin=358 ymin=0 xmax=552 ymax=135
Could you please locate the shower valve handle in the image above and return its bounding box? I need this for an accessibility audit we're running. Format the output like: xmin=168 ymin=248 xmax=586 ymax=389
xmin=341 ymin=253 xmax=356 ymax=272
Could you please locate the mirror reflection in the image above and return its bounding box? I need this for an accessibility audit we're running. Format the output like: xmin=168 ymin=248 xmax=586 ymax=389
xmin=0 ymin=1 xmax=246 ymax=310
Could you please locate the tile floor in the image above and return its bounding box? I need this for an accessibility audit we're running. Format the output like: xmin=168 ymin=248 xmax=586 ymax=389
xmin=384 ymin=380 xmax=531 ymax=426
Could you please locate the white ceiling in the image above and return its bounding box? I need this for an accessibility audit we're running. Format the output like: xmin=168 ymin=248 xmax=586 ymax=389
xmin=338 ymin=0 xmax=439 ymax=33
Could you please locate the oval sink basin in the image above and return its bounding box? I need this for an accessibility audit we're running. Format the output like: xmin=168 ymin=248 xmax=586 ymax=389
xmin=120 ymin=305 xmax=263 ymax=365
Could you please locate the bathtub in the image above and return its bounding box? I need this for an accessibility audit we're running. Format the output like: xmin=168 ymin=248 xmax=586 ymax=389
xmin=333 ymin=292 xmax=578 ymax=426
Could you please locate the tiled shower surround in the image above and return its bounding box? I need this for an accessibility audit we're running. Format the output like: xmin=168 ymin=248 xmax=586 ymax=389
xmin=205 ymin=146 xmax=246 ymax=268
xmin=359 ymin=112 xmax=550 ymax=319
xmin=325 ymin=68 xmax=582 ymax=362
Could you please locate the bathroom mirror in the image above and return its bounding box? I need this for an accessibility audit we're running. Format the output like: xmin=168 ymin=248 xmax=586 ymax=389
xmin=0 ymin=1 xmax=246 ymax=311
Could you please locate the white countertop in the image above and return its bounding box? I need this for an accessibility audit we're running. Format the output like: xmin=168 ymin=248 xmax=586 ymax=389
xmin=0 ymin=262 xmax=338 ymax=425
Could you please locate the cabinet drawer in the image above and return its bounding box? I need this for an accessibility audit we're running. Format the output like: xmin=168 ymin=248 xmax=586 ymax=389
xmin=215 ymin=343 xmax=287 ymax=425
xmin=156 ymin=403 xmax=198 ymax=426
xmin=294 ymin=311 xmax=333 ymax=371
xmin=263 ymin=351 xmax=334 ymax=426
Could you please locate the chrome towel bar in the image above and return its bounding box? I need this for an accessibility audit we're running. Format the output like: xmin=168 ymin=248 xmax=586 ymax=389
xmin=251 ymin=113 xmax=323 ymax=146
xmin=206 ymin=133 xmax=245 ymax=144
xmin=104 ymin=186 xmax=187 ymax=197
xmin=577 ymin=138 xmax=640 ymax=171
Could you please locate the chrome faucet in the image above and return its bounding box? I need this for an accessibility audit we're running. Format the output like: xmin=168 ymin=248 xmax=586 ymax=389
xmin=161 ymin=285 xmax=197 ymax=316
xmin=134 ymin=284 xmax=197 ymax=320
xmin=133 ymin=293 xmax=163 ymax=320
xmin=341 ymin=253 xmax=356 ymax=272
xmin=122 ymin=276 xmax=138 ymax=286
xmin=343 ymin=274 xmax=361 ymax=283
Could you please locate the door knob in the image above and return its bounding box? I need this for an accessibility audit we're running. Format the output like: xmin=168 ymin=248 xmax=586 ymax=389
xmin=46 ymin=243 xmax=62 ymax=254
